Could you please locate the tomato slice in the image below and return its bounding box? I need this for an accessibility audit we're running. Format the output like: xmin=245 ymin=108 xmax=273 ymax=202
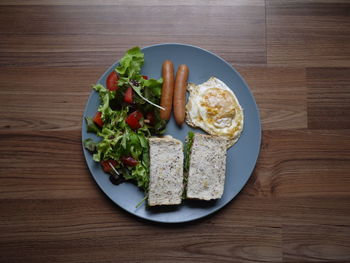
xmin=124 ymin=86 xmax=133 ymax=103
xmin=121 ymin=156 xmax=138 ymax=167
xmin=106 ymin=71 xmax=119 ymax=91
xmin=125 ymin=111 xmax=143 ymax=130
xmin=93 ymin=112 xmax=104 ymax=127
xmin=100 ymin=160 xmax=118 ymax=173
xmin=134 ymin=111 xmax=143 ymax=120
xmin=142 ymin=75 xmax=148 ymax=80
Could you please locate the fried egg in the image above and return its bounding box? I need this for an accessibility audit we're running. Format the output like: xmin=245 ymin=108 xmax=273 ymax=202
xmin=186 ymin=77 xmax=244 ymax=148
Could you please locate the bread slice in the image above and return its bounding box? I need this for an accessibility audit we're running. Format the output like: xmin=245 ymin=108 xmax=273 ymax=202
xmin=186 ymin=134 xmax=227 ymax=200
xmin=148 ymin=136 xmax=184 ymax=206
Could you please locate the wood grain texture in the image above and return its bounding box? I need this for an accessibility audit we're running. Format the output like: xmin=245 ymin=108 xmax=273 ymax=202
xmin=267 ymin=0 xmax=350 ymax=67
xmin=0 ymin=197 xmax=282 ymax=263
xmin=0 ymin=67 xmax=102 ymax=131
xmin=0 ymin=0 xmax=265 ymax=6
xmin=0 ymin=130 xmax=98 ymax=199
xmin=0 ymin=2 xmax=266 ymax=67
xmin=1 ymin=0 xmax=350 ymax=262
xmin=252 ymin=130 xmax=350 ymax=198
xmin=238 ymin=67 xmax=307 ymax=130
xmin=307 ymin=67 xmax=350 ymax=129
xmin=282 ymin=225 xmax=350 ymax=262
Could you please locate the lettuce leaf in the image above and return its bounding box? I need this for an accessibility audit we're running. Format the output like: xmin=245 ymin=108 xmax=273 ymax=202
xmin=116 ymin=47 xmax=144 ymax=78
xmin=84 ymin=47 xmax=167 ymax=192
xmin=184 ymin=131 xmax=195 ymax=172
xmin=116 ymin=47 xmax=163 ymax=111
xmin=85 ymin=116 xmax=100 ymax=134
xmin=132 ymin=163 xmax=149 ymax=189
xmin=143 ymin=78 xmax=163 ymax=98
xmin=83 ymin=138 xmax=98 ymax=152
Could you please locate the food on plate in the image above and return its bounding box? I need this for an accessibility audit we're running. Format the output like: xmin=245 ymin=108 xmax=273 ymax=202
xmin=106 ymin=71 xmax=119 ymax=91
xmin=83 ymin=47 xmax=167 ymax=192
xmin=173 ymin=64 xmax=189 ymax=126
xmin=83 ymin=46 xmax=239 ymax=207
xmin=185 ymin=133 xmax=227 ymax=200
xmin=186 ymin=77 xmax=244 ymax=148
xmin=160 ymin=60 xmax=175 ymax=120
xmin=148 ymin=136 xmax=184 ymax=206
xmin=183 ymin=131 xmax=195 ymax=174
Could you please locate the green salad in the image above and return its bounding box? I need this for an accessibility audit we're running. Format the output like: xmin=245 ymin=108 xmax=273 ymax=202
xmin=83 ymin=47 xmax=166 ymax=191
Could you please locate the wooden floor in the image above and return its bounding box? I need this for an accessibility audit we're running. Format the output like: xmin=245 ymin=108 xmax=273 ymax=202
xmin=1 ymin=1 xmax=350 ymax=262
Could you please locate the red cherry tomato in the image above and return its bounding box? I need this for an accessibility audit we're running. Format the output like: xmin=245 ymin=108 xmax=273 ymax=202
xmin=93 ymin=112 xmax=104 ymax=127
xmin=142 ymin=75 xmax=148 ymax=80
xmin=125 ymin=111 xmax=143 ymax=130
xmin=145 ymin=112 xmax=156 ymax=125
xmin=106 ymin=71 xmax=119 ymax=91
xmin=121 ymin=156 xmax=138 ymax=167
xmin=124 ymin=86 xmax=133 ymax=103
xmin=134 ymin=111 xmax=143 ymax=119
xmin=100 ymin=160 xmax=118 ymax=173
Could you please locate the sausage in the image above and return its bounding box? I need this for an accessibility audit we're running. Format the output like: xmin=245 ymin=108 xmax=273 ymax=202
xmin=160 ymin=60 xmax=174 ymax=120
xmin=173 ymin=64 xmax=189 ymax=126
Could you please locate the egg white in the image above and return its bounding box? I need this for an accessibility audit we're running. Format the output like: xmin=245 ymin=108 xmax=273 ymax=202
xmin=186 ymin=77 xmax=244 ymax=148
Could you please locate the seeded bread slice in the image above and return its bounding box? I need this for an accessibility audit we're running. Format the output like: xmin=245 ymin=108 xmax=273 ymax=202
xmin=186 ymin=134 xmax=227 ymax=200
xmin=148 ymin=137 xmax=184 ymax=206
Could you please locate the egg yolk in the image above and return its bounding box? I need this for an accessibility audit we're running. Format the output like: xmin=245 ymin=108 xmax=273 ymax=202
xmin=200 ymin=88 xmax=236 ymax=128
